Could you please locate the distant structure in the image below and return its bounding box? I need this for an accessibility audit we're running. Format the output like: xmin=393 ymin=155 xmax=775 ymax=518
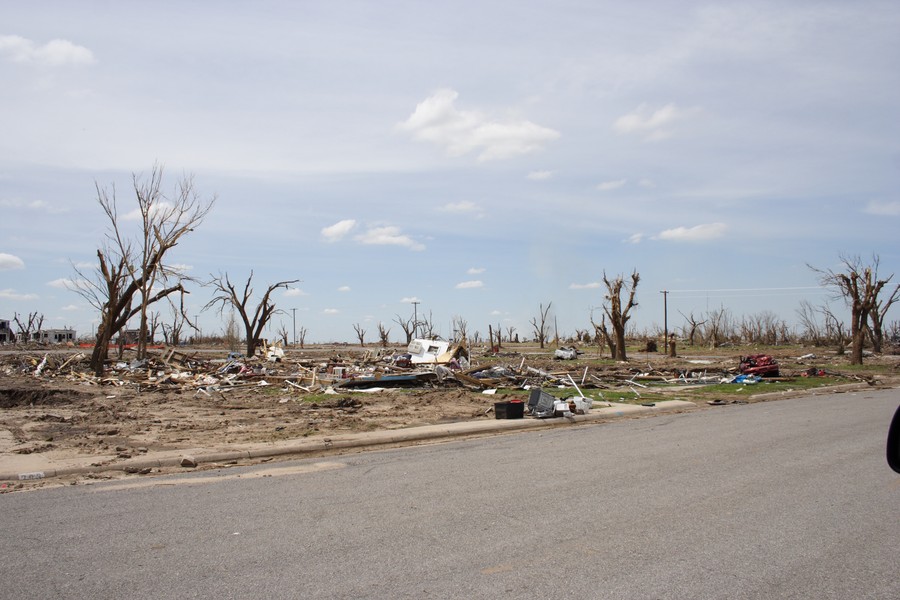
xmin=0 ymin=319 xmax=13 ymax=343
xmin=30 ymin=329 xmax=77 ymax=344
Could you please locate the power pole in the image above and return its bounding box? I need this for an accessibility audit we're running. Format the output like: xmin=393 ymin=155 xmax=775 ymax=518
xmin=411 ymin=300 xmax=420 ymax=339
xmin=660 ymin=290 xmax=668 ymax=354
xmin=291 ymin=308 xmax=297 ymax=346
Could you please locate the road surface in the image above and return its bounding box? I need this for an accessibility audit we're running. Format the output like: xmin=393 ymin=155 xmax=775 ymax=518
xmin=2 ymin=389 xmax=898 ymax=599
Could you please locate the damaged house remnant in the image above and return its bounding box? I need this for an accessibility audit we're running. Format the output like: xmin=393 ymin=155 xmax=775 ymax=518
xmin=0 ymin=319 xmax=12 ymax=343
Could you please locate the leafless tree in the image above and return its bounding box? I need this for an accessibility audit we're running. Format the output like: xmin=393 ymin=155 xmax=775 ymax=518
xmin=277 ymin=323 xmax=289 ymax=346
xmin=451 ymin=315 xmax=468 ymax=343
xmin=701 ymin=306 xmax=733 ymax=348
xmin=419 ymin=311 xmax=437 ymax=339
xmin=530 ymin=302 xmax=553 ymax=349
xmin=678 ymin=311 xmax=706 ymax=346
xmin=820 ymin=303 xmax=848 ymax=354
xmin=297 ymin=326 xmax=308 ymax=348
xmin=68 ymin=166 xmax=213 ymax=374
xmin=394 ymin=314 xmax=415 ymax=344
xmin=377 ymin=322 xmax=390 ymax=347
xmin=505 ymin=325 xmax=518 ymax=344
xmin=796 ymin=300 xmax=824 ymax=346
xmin=352 ymin=323 xmax=367 ymax=347
xmin=204 ymin=271 xmax=298 ymax=358
xmin=870 ymin=275 xmax=900 ymax=353
xmin=223 ymin=310 xmax=241 ymax=353
xmin=811 ymin=255 xmax=897 ymax=364
xmin=13 ymin=311 xmax=44 ymax=342
xmin=592 ymin=271 xmax=639 ymax=360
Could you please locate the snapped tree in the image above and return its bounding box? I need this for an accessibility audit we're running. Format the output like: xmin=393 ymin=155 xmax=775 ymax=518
xmin=591 ymin=270 xmax=639 ymax=361
xmin=204 ymin=272 xmax=298 ymax=358
xmin=530 ymin=302 xmax=552 ymax=349
xmin=810 ymin=254 xmax=898 ymax=364
xmin=69 ymin=166 xmax=214 ymax=375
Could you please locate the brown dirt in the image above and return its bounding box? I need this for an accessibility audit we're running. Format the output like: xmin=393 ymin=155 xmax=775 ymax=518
xmin=1 ymin=343 xmax=897 ymax=491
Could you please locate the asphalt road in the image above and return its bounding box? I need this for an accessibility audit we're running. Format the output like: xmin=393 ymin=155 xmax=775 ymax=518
xmin=2 ymin=389 xmax=898 ymax=599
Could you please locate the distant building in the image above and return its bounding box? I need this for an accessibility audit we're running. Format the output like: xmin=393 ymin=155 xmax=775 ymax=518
xmin=31 ymin=329 xmax=77 ymax=344
xmin=116 ymin=329 xmax=153 ymax=345
xmin=0 ymin=319 xmax=13 ymax=343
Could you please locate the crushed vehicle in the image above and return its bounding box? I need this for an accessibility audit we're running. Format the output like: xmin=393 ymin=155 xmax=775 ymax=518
xmin=738 ymin=354 xmax=779 ymax=377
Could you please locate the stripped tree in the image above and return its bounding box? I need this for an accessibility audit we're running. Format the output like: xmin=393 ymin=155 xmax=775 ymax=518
xmin=530 ymin=302 xmax=552 ymax=349
xmin=204 ymin=272 xmax=298 ymax=358
xmin=592 ymin=270 xmax=639 ymax=361
xmin=69 ymin=165 xmax=214 ymax=375
xmin=810 ymin=254 xmax=897 ymax=364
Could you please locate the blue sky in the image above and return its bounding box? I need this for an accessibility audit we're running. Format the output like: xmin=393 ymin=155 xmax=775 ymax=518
xmin=1 ymin=1 xmax=898 ymax=343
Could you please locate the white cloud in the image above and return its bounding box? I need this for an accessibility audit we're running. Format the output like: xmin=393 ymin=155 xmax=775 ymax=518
xmin=638 ymin=179 xmax=656 ymax=188
xmin=613 ymin=103 xmax=691 ymax=141
xmin=323 ymin=308 xmax=339 ymax=315
xmin=467 ymin=267 xmax=486 ymax=274
xmin=47 ymin=277 xmax=74 ymax=289
xmin=355 ymin=226 xmax=425 ymax=251
xmin=490 ymin=310 xmax=502 ymax=316
xmin=122 ymin=201 xmax=174 ymax=222
xmin=398 ymin=89 xmax=560 ymax=161
xmin=456 ymin=280 xmax=484 ymax=289
xmin=400 ymin=296 xmax=421 ymax=303
xmin=657 ymin=222 xmax=728 ymax=242
xmin=283 ymin=288 xmax=308 ymax=297
xmin=0 ymin=35 xmax=95 ymax=67
xmin=527 ymin=170 xmax=555 ymax=181
xmin=337 ymin=286 xmax=351 ymax=292
xmin=61 ymin=304 xmax=80 ymax=311
xmin=597 ymin=179 xmax=627 ymax=191
xmin=321 ymin=219 xmax=357 ymax=242
xmin=167 ymin=263 xmax=193 ymax=272
xmin=864 ymin=200 xmax=900 ymax=216
xmin=73 ymin=260 xmax=95 ymax=269
xmin=438 ymin=201 xmax=484 ymax=217
xmin=569 ymin=282 xmax=601 ymax=290
xmin=0 ymin=253 xmax=25 ymax=270
xmin=0 ymin=288 xmax=38 ymax=301
xmin=627 ymin=233 xmax=644 ymax=244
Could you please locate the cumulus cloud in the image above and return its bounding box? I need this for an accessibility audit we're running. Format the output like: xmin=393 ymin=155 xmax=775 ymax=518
xmin=597 ymin=179 xmax=627 ymax=191
xmin=398 ymin=89 xmax=560 ymax=161
xmin=467 ymin=267 xmax=486 ymax=274
xmin=283 ymin=288 xmax=308 ymax=297
xmin=438 ymin=201 xmax=485 ymax=217
xmin=321 ymin=219 xmax=357 ymax=242
xmin=61 ymin=304 xmax=80 ymax=311
xmin=657 ymin=222 xmax=728 ymax=242
xmin=323 ymin=308 xmax=339 ymax=315
xmin=400 ymin=296 xmax=421 ymax=303
xmin=455 ymin=280 xmax=484 ymax=289
xmin=864 ymin=200 xmax=900 ymax=216
xmin=0 ymin=253 xmax=25 ymax=270
xmin=0 ymin=288 xmax=38 ymax=300
xmin=613 ymin=103 xmax=691 ymax=141
xmin=355 ymin=226 xmax=425 ymax=251
xmin=626 ymin=233 xmax=644 ymax=244
xmin=527 ymin=170 xmax=555 ymax=181
xmin=337 ymin=286 xmax=351 ymax=292
xmin=569 ymin=282 xmax=601 ymax=290
xmin=0 ymin=35 xmax=95 ymax=67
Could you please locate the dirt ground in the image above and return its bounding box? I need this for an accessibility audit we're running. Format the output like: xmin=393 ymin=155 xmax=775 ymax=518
xmin=2 ymin=344 xmax=898 ymax=491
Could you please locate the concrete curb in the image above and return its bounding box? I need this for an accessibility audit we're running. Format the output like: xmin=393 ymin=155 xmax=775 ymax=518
xmin=0 ymin=400 xmax=696 ymax=481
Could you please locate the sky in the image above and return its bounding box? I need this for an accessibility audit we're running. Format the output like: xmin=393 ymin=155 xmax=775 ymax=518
xmin=1 ymin=0 xmax=899 ymax=344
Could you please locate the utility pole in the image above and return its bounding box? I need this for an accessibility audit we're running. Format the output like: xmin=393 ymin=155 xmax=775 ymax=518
xmin=291 ymin=308 xmax=297 ymax=346
xmin=411 ymin=300 xmax=420 ymax=339
xmin=660 ymin=290 xmax=668 ymax=354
